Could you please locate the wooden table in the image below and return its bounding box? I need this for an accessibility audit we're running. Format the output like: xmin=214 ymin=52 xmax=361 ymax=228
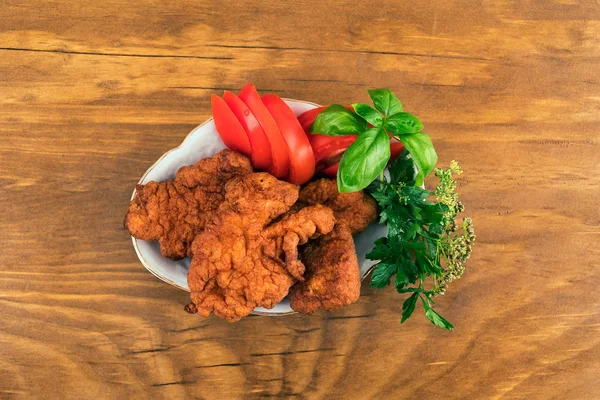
xmin=2 ymin=1 xmax=599 ymax=399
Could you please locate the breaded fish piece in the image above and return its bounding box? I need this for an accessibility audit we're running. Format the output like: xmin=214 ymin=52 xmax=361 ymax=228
xmin=125 ymin=150 xmax=253 ymax=260
xmin=290 ymin=178 xmax=378 ymax=314
xmin=298 ymin=178 xmax=377 ymax=234
xmin=289 ymin=224 xmax=361 ymax=313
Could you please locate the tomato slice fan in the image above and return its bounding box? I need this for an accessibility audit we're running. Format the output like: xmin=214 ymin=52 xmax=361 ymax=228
xmin=261 ymin=94 xmax=315 ymax=185
xmin=211 ymin=94 xmax=252 ymax=156
xmin=223 ymin=91 xmax=272 ymax=171
xmin=239 ymin=84 xmax=289 ymax=178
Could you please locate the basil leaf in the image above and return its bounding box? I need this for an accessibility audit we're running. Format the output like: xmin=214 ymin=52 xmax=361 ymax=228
xmin=337 ymin=128 xmax=391 ymax=193
xmin=368 ymin=88 xmax=403 ymax=117
xmin=401 ymin=293 xmax=418 ymax=323
xmin=384 ymin=112 xmax=423 ymax=134
xmin=311 ymin=104 xmax=367 ymax=135
xmin=397 ymin=132 xmax=437 ymax=186
xmin=352 ymin=103 xmax=383 ymax=127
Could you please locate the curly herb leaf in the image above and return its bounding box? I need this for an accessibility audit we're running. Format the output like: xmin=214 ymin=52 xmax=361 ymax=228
xmin=367 ymin=154 xmax=475 ymax=330
xmin=370 ymin=261 xmax=397 ymax=289
xmin=422 ymin=297 xmax=455 ymax=330
xmin=401 ymin=293 xmax=419 ymax=323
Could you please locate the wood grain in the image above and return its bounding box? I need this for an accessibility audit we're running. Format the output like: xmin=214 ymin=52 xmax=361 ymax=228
xmin=1 ymin=0 xmax=599 ymax=399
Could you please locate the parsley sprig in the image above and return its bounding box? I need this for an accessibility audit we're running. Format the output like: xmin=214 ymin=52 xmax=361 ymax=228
xmin=366 ymin=153 xmax=475 ymax=330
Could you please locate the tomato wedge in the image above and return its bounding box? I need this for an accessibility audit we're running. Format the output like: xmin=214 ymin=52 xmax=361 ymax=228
xmin=298 ymin=105 xmax=354 ymax=133
xmin=211 ymin=94 xmax=252 ymax=156
xmin=239 ymin=84 xmax=289 ymax=178
xmin=261 ymin=94 xmax=315 ymax=185
xmin=223 ymin=91 xmax=272 ymax=171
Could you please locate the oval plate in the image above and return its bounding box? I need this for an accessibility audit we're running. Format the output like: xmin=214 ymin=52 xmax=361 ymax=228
xmin=130 ymin=99 xmax=387 ymax=316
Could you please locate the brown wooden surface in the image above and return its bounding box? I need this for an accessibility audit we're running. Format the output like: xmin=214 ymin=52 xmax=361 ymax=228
xmin=1 ymin=1 xmax=599 ymax=399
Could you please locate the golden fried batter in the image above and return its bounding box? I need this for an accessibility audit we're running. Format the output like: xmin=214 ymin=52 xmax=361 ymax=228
xmin=289 ymin=224 xmax=361 ymax=313
xmin=125 ymin=150 xmax=253 ymax=260
xmin=186 ymin=173 xmax=335 ymax=321
xmin=290 ymin=178 xmax=378 ymax=314
xmin=298 ymin=178 xmax=377 ymax=234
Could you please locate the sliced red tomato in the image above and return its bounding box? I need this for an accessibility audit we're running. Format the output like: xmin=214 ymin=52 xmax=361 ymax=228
xmin=318 ymin=138 xmax=405 ymax=178
xmin=309 ymin=134 xmax=357 ymax=171
xmin=223 ymin=91 xmax=272 ymax=171
xmin=390 ymin=139 xmax=404 ymax=159
xmin=238 ymin=84 xmax=289 ymax=178
xmin=321 ymin=163 xmax=339 ymax=177
xmin=298 ymin=105 xmax=355 ymax=133
xmin=261 ymin=94 xmax=315 ymax=185
xmin=298 ymin=106 xmax=328 ymax=132
xmin=211 ymin=94 xmax=252 ymax=156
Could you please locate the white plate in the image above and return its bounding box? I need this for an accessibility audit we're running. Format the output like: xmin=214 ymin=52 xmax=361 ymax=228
xmin=130 ymin=99 xmax=387 ymax=316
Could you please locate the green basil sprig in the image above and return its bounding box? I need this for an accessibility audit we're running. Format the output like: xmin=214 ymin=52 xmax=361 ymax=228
xmin=311 ymin=89 xmax=437 ymax=192
xmin=337 ymin=128 xmax=390 ymax=192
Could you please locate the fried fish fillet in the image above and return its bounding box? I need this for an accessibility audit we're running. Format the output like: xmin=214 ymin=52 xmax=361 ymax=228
xmin=186 ymin=173 xmax=335 ymax=321
xmin=289 ymin=224 xmax=361 ymax=313
xmin=125 ymin=149 xmax=253 ymax=260
xmin=297 ymin=178 xmax=377 ymax=234
xmin=289 ymin=178 xmax=378 ymax=313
